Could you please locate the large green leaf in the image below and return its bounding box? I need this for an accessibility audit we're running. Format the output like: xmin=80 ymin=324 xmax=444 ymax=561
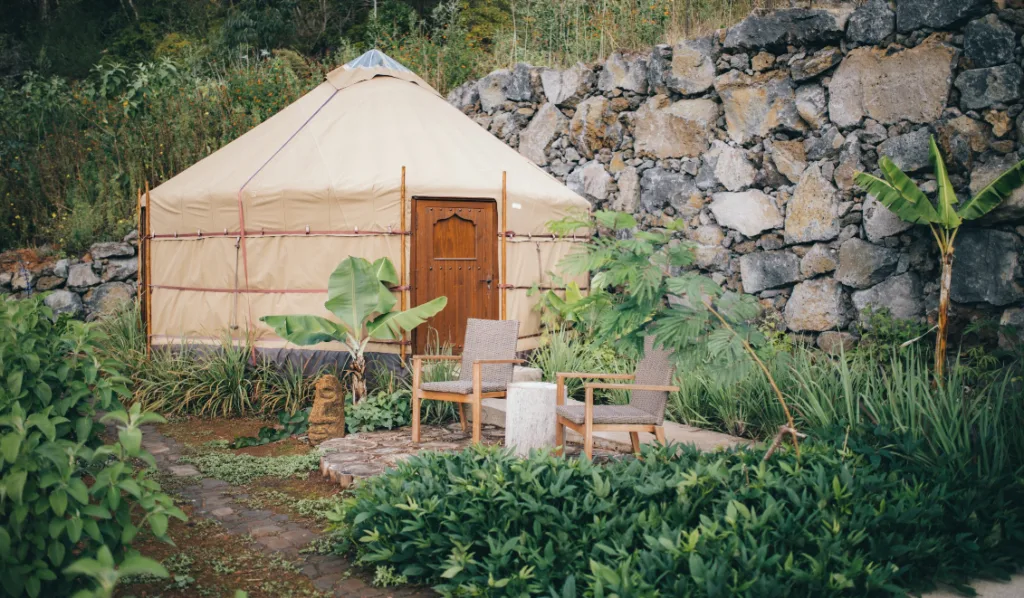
xmin=324 ymin=257 xmax=385 ymax=333
xmin=929 ymin=136 xmax=962 ymax=229
xmin=260 ymin=315 xmax=345 ymax=346
xmin=855 ymin=160 xmax=937 ymax=224
xmin=371 ymin=257 xmax=400 ymax=285
xmin=366 ymin=296 xmax=447 ymax=340
xmin=959 ymin=157 xmax=1024 ymax=220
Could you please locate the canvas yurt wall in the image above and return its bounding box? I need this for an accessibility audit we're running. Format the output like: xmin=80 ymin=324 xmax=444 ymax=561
xmin=144 ymin=50 xmax=589 ymax=362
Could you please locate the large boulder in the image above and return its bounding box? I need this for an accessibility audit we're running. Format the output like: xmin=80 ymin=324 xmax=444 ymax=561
xmin=740 ymin=251 xmax=801 ymax=293
xmin=969 ymin=154 xmax=1024 ymax=222
xmin=723 ymin=8 xmax=849 ymax=51
xmin=785 ymin=278 xmax=846 ymax=332
xmin=568 ymin=97 xmax=623 ymax=159
xmin=835 ymin=238 xmax=900 ymax=289
xmin=878 ymin=128 xmax=932 ymax=172
xmin=954 ymin=64 xmax=1024 ymax=111
xmin=709 ymin=142 xmax=756 ymax=191
xmin=964 ymin=15 xmax=1017 ymax=68
xmin=518 ymin=103 xmax=567 ymax=166
xmin=710 ymin=190 xmax=783 ymax=237
xmin=101 ymin=257 xmax=139 ymax=282
xmin=89 ymin=242 xmax=133 ymax=260
xmin=633 ymin=96 xmax=717 ymax=159
xmin=84 ymin=282 xmax=134 ymax=319
xmin=540 ymin=63 xmax=595 ymax=108
xmin=44 ymin=290 xmax=83 ymax=318
xmin=895 ymin=0 xmax=988 ymax=33
xmin=715 ymin=70 xmax=802 ymax=144
xmin=785 ymin=164 xmax=840 ymax=244
xmin=950 ymin=229 xmax=1024 ymax=306
xmin=863 ymin=195 xmax=914 ymax=242
xmin=478 ymin=69 xmax=511 ymax=113
xmin=828 ymin=40 xmax=956 ymax=128
xmin=505 ymin=63 xmax=537 ymax=102
xmin=598 ymin=52 xmax=648 ymax=93
xmin=640 ymin=168 xmax=701 ymax=215
xmin=66 ymin=263 xmax=100 ymax=290
xmin=566 ymin=161 xmax=612 ymax=202
xmin=649 ymin=36 xmax=717 ymax=95
xmin=846 ymin=0 xmax=895 ymax=44
xmin=852 ymin=273 xmax=924 ymax=321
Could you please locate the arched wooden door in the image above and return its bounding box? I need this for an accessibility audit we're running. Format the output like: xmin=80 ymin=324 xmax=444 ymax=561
xmin=411 ymin=198 xmax=499 ymax=354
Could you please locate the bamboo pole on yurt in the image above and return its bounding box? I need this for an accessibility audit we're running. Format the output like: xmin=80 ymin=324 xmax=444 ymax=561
xmin=136 ymin=188 xmax=146 ymax=354
xmin=144 ymin=181 xmax=153 ymax=358
xmin=400 ymin=166 xmax=407 ymax=363
xmin=501 ymin=171 xmax=508 ymax=321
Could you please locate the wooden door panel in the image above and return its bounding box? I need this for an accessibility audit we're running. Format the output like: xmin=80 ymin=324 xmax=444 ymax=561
xmin=412 ymin=199 xmax=498 ymax=354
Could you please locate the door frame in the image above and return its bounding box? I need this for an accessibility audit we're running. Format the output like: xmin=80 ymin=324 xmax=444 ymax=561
xmin=410 ymin=196 xmax=500 ymax=354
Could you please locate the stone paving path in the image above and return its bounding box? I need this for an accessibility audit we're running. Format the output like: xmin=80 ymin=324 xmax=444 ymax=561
xmin=140 ymin=423 xmax=435 ymax=597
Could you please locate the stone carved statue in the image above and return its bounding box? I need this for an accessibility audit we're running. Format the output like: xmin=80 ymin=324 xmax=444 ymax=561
xmin=308 ymin=374 xmax=345 ymax=445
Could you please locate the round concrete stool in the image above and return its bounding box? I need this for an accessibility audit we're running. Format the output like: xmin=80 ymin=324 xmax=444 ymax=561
xmin=504 ymin=381 xmax=561 ymax=457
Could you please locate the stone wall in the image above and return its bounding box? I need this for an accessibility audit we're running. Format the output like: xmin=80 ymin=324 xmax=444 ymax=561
xmin=0 ymin=232 xmax=139 ymax=320
xmin=447 ymin=0 xmax=1024 ymax=350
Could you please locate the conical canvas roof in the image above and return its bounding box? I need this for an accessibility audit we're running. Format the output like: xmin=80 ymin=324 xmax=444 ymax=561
xmin=149 ymin=50 xmax=588 ymax=236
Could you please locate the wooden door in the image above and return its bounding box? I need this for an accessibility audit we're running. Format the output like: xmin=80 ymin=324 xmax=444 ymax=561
xmin=412 ymin=198 xmax=499 ymax=354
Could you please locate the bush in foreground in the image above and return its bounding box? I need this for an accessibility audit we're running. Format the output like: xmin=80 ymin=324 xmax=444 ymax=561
xmin=332 ymin=438 xmax=1024 ymax=597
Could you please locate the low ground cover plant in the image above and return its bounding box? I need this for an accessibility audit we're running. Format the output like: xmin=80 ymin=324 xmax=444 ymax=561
xmin=180 ymin=451 xmax=321 ymax=486
xmin=332 ymin=438 xmax=1024 ymax=597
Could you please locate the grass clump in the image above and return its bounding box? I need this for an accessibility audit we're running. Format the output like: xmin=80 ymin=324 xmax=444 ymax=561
xmin=181 ymin=452 xmax=320 ymax=485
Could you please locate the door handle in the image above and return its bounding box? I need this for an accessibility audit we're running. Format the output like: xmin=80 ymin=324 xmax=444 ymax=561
xmin=480 ymin=273 xmax=493 ymax=290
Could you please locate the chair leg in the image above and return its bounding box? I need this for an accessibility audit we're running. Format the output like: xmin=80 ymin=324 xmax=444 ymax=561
xmin=471 ymin=395 xmax=482 ymax=444
xmin=583 ymin=430 xmax=594 ymax=460
xmin=555 ymin=419 xmax=564 ymax=456
xmin=629 ymin=431 xmax=641 ymax=454
xmin=458 ymin=403 xmax=467 ymax=432
xmin=654 ymin=426 xmax=666 ymax=445
xmin=412 ymin=390 xmax=421 ymax=443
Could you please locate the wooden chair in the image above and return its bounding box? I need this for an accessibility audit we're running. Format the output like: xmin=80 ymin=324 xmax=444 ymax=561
xmin=411 ymin=319 xmax=522 ymax=444
xmin=555 ymin=336 xmax=678 ymax=459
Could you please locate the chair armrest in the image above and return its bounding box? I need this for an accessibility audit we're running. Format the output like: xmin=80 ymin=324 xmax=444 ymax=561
xmin=556 ymin=372 xmax=635 ymax=381
xmin=471 ymin=359 xmax=526 ymax=365
xmin=583 ymin=382 xmax=679 ymax=392
xmin=412 ymin=355 xmax=461 ymax=361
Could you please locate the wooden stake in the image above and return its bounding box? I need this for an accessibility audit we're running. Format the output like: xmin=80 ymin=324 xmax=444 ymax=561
xmin=400 ymin=166 xmax=407 ymax=363
xmin=144 ymin=181 xmax=153 ymax=359
xmin=501 ymin=171 xmax=508 ymax=321
xmin=136 ymin=188 xmax=145 ymax=342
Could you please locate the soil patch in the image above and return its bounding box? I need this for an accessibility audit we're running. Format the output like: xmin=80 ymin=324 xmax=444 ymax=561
xmin=0 ymin=247 xmax=59 ymax=274
xmin=159 ymin=416 xmax=272 ymax=448
xmin=235 ymin=437 xmax=312 ymax=457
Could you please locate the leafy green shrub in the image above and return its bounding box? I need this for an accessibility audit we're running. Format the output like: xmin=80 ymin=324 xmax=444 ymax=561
xmin=332 ymin=439 xmax=1024 ymax=596
xmin=0 ymin=299 xmax=185 ymax=597
xmin=229 ymin=409 xmax=309 ymax=448
xmin=346 ymin=389 xmax=411 ymax=434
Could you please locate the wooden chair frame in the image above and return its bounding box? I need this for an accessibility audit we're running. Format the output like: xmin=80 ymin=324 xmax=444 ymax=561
xmin=555 ymin=372 xmax=679 ymax=459
xmin=412 ymin=355 xmax=525 ymax=443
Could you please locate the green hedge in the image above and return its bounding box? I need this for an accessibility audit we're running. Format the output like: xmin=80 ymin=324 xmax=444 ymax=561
xmin=0 ymin=299 xmax=184 ymax=597
xmin=333 ymin=435 xmax=1024 ymax=596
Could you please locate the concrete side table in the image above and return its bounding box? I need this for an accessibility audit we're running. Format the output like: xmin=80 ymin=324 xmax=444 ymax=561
xmin=504 ymin=381 xmax=559 ymax=457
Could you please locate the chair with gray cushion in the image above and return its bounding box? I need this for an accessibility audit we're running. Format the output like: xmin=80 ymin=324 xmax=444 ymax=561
xmin=412 ymin=319 xmax=522 ymax=444
xmin=555 ymin=336 xmax=678 ymax=459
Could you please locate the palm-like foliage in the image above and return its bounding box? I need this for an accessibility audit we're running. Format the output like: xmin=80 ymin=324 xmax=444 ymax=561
xmin=261 ymin=257 xmax=446 ymax=402
xmin=855 ymin=136 xmax=1024 ymax=381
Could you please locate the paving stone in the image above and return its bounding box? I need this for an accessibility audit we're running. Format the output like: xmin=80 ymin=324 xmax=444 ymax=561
xmin=211 ymin=507 xmax=235 ymax=518
xmin=249 ymin=524 xmax=285 ymax=538
xmin=258 ymin=535 xmax=294 ymax=551
xmin=168 ymin=464 xmax=201 ymax=476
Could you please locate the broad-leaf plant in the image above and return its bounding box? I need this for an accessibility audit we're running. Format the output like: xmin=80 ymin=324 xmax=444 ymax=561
xmin=855 ymin=136 xmax=1024 ymax=382
xmin=261 ymin=256 xmax=446 ymax=403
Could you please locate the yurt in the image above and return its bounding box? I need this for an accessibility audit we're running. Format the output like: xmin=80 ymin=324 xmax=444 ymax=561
xmin=142 ymin=50 xmax=590 ymax=364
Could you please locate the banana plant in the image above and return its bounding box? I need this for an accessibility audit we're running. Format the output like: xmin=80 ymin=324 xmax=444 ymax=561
xmin=261 ymin=257 xmax=446 ymax=403
xmin=855 ymin=136 xmax=1024 ymax=382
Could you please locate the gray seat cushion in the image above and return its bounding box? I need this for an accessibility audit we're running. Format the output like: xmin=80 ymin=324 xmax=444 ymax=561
xmin=420 ymin=380 xmax=508 ymax=395
xmin=556 ymin=404 xmax=660 ymax=425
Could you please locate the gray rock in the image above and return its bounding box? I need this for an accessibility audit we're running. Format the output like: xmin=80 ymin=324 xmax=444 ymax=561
xmin=44 ymin=290 xmax=83 ymax=318
xmin=633 ymin=96 xmax=717 ymax=159
xmin=785 ymin=164 xmax=840 ymax=244
xmin=53 ymin=258 xmax=69 ymax=279
xmin=35 ymin=276 xmax=63 ymax=291
xmin=852 ymin=273 xmax=924 ymax=321
xmin=969 ymin=154 xmax=1024 ymax=222
xmin=817 ymin=331 xmax=858 ymax=355
xmin=715 ymin=70 xmax=802 ymax=144
xmin=0 ymin=272 xmax=11 ymax=289
xmin=566 ymin=161 xmax=612 ymax=202
xmin=66 ymin=263 xmax=100 ymax=290
xmin=950 ymin=229 xmax=1024 ymax=306
xmin=612 ymin=167 xmax=641 ymax=213
xmin=723 ymin=8 xmax=848 ymax=51
xmin=540 ymin=63 xmax=595 ymax=108
xmin=122 ymin=229 xmax=139 ymax=243
xmin=800 ymin=244 xmax=839 ymax=277
xmin=790 ymin=47 xmax=843 ymax=82
xmin=998 ymin=307 xmax=1024 ymax=350
xmin=11 ymin=270 xmax=32 ymax=292
xmin=834 ymin=135 xmax=862 ymax=190
xmin=650 ymin=36 xmax=717 ymax=95
xmin=895 ymin=0 xmax=988 ymax=33
xmin=89 ymin=242 xmax=133 ymax=259
xmin=964 ymin=15 xmax=1017 ymax=69
xmin=447 ymin=81 xmax=479 ymax=110
xmin=693 ymin=245 xmax=730 ymax=270
xmin=710 ymin=190 xmax=784 ymax=237
xmin=506 ymin=63 xmax=536 ymax=102
xmin=785 ymin=278 xmax=846 ymax=332
xmin=101 ymin=257 xmax=138 ymax=282
xmin=478 ymin=69 xmax=511 ymax=113
xmin=955 ymin=64 xmax=1024 ymax=111
xmin=846 ymin=0 xmax=895 ymax=44
xmin=687 ymin=225 xmax=725 ymax=246
xmin=569 ymin=96 xmax=623 ymax=159
xmin=640 ymin=168 xmax=700 ymax=215
xmin=795 ymin=83 xmax=828 ymax=128
xmin=771 ymin=139 xmax=807 ymax=184
xmin=863 ymin=195 xmax=914 ymax=242
xmin=519 ymin=103 xmax=567 ymax=166
xmin=878 ymin=128 xmax=932 ymax=172
xmin=835 ymin=238 xmax=900 ymax=289
xmin=84 ymin=282 xmax=134 ymax=319
xmin=598 ymin=52 xmax=648 ymax=93
xmin=709 ymin=141 xmax=756 ymax=191
xmin=861 ymin=119 xmax=889 ymax=144
xmin=829 ymin=41 xmax=956 ymax=127
xmin=740 ymin=251 xmax=801 ymax=293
